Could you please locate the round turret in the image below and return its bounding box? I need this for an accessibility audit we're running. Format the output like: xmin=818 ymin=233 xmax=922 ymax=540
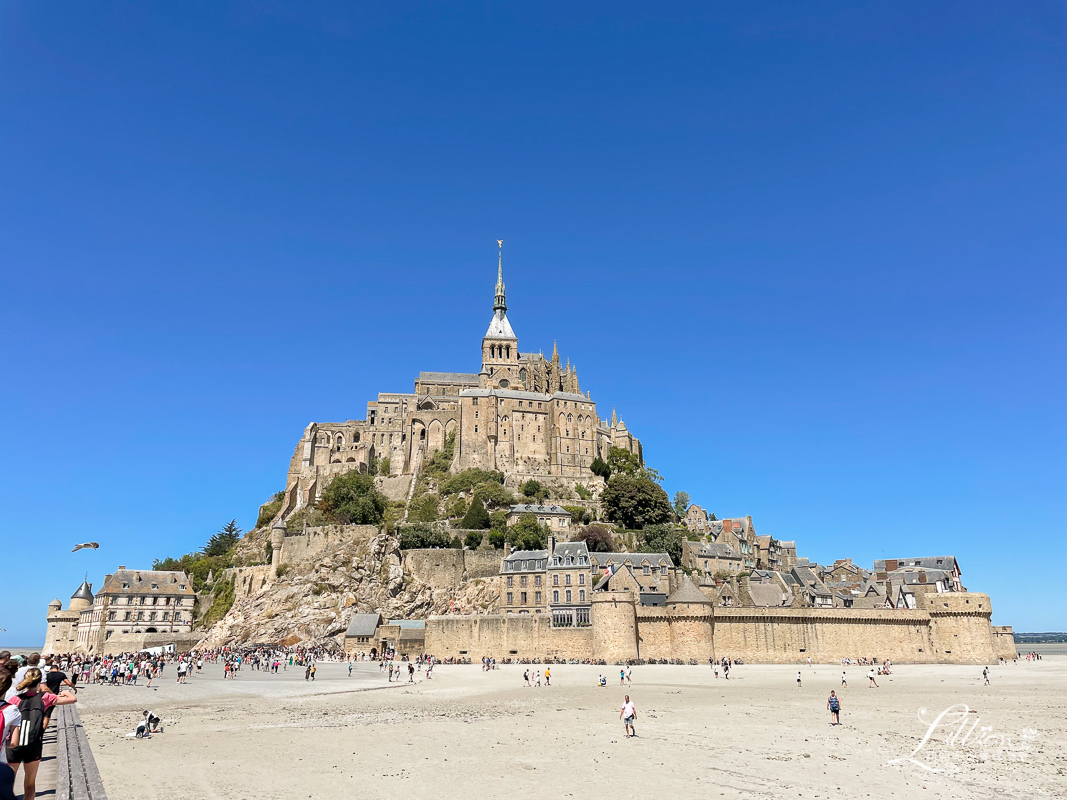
xmin=48 ymin=598 xmax=62 ymax=611
xmin=270 ymin=519 xmax=287 ymax=568
xmin=69 ymin=579 xmax=94 ymax=612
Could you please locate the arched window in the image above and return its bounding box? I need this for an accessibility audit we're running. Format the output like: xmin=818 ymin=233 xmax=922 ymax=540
xmin=335 ymin=434 xmax=344 ymax=447
xmin=490 ymin=345 xmax=495 ymax=358
xmin=567 ymin=413 xmax=573 ymax=423
xmin=506 ymin=345 xmax=511 ymax=358
xmin=519 ymin=368 xmax=527 ymax=383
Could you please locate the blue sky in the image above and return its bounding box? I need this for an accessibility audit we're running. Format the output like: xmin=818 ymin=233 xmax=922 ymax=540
xmin=2 ymin=2 xmax=1064 ymax=644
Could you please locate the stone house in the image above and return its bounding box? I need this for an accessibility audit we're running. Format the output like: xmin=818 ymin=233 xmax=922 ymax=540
xmin=683 ymin=504 xmax=710 ymax=535
xmin=681 ymin=538 xmax=743 ymax=577
xmin=712 ymin=517 xmax=757 ymax=569
xmin=506 ymin=503 xmax=572 ymax=533
xmin=50 ymin=567 xmax=196 ymax=654
xmin=501 ymin=548 xmax=550 ymax=614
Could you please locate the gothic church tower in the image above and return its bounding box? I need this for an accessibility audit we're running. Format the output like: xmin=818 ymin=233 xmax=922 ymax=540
xmin=480 ymin=241 xmax=520 ymax=389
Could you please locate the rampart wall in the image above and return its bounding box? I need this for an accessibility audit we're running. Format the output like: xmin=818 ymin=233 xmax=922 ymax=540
xmin=422 ymin=593 xmax=1003 ymax=664
xmin=426 ymin=613 xmax=594 ymax=660
xmin=277 ymin=524 xmax=380 ymax=568
xmin=991 ymin=626 xmax=1018 ymax=660
xmin=711 ymin=607 xmax=937 ymax=663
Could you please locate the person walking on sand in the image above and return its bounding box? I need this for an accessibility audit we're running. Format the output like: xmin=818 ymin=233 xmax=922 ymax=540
xmin=626 ymin=666 xmax=632 ymax=685
xmin=867 ymin=668 xmax=878 ymax=688
xmin=348 ymin=661 xmax=353 ymax=677
xmin=407 ymin=662 xmax=415 ymax=683
xmin=841 ymin=671 xmax=847 ymax=688
xmin=983 ymin=667 xmax=990 ymax=686
xmin=310 ymin=662 xmax=317 ymax=681
xmin=523 ymin=669 xmax=530 ymax=687
xmin=620 ymin=695 xmax=637 ymax=739
xmin=714 ymin=663 xmax=719 ymax=679
xmin=797 ymin=671 xmax=802 ymax=689
xmin=544 ymin=667 xmax=550 ymax=686
xmin=827 ymin=690 xmax=841 ymax=725
xmin=807 ymin=656 xmax=812 ymax=668
xmin=620 ymin=668 xmax=626 ymax=686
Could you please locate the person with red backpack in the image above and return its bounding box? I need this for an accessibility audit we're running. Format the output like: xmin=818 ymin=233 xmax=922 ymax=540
xmin=8 ymin=668 xmax=76 ymax=800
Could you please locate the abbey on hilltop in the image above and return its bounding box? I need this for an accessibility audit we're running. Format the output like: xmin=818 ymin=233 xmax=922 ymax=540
xmin=279 ymin=243 xmax=641 ymax=515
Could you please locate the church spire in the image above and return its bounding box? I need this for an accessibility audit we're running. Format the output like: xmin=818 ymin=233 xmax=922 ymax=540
xmin=611 ymin=406 xmax=618 ymax=426
xmin=493 ymin=239 xmax=506 ymax=315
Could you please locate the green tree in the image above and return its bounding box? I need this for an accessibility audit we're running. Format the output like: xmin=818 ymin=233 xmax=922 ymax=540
xmin=574 ymin=523 xmax=616 ymax=553
xmin=672 ymin=491 xmax=691 ymax=518
xmin=562 ymin=505 xmax=592 ymax=525
xmin=317 ymin=471 xmax=387 ymax=525
xmin=590 ymin=455 xmax=611 ymax=480
xmin=399 ymin=524 xmax=451 ymax=549
xmin=506 ymin=513 xmax=549 ymax=551
xmin=459 ymin=495 xmax=490 ymax=529
xmin=478 ymin=480 xmax=515 ymax=509
xmin=409 ymin=493 xmax=442 ymax=523
xmin=204 ymin=519 xmax=242 ymax=557
xmin=709 ymin=512 xmax=717 ymax=521
xmin=489 ymin=509 xmax=508 ymax=532
xmin=520 ymin=479 xmax=548 ymax=501
xmin=639 ymin=523 xmax=684 ymax=565
xmin=600 ymin=474 xmax=673 ymax=530
xmin=607 ymin=447 xmax=641 ymax=476
xmin=575 ymin=484 xmax=592 ymax=500
xmin=464 ymin=530 xmax=485 ymax=549
xmin=488 ymin=529 xmax=507 ymax=549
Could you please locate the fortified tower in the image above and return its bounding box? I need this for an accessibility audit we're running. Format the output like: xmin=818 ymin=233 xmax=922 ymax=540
xmin=918 ymin=592 xmax=998 ymax=663
xmin=591 ymin=591 xmax=639 ymax=661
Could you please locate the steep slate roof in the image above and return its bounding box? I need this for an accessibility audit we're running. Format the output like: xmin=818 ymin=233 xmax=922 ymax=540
xmin=502 ymin=550 xmax=550 ymax=571
xmin=690 ymin=541 xmax=742 ymax=559
xmin=667 ymin=578 xmax=713 ymax=605
xmin=874 ymin=556 xmax=959 ymax=572
xmin=509 ymin=504 xmax=572 ymax=516
xmin=100 ymin=569 xmax=195 ymax=597
xmin=485 ymin=312 xmax=516 ymax=339
xmin=591 ymin=552 xmax=675 ymax=569
xmin=550 ymin=541 xmax=590 ymax=565
xmin=748 ymin=582 xmax=791 ymax=607
xmin=345 ymin=612 xmax=382 ymax=637
xmin=71 ymin=579 xmax=94 ymax=603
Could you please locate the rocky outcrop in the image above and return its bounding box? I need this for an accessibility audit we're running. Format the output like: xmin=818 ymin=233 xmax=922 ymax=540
xmin=198 ymin=529 xmax=499 ymax=650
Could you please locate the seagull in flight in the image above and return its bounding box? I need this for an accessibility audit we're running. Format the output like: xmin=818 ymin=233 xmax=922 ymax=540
xmin=72 ymin=542 xmax=100 ymax=552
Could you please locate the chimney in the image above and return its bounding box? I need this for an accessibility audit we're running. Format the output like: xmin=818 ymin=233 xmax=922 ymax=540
xmin=118 ymin=565 xmax=126 ymax=570
xmin=548 ymin=534 xmax=556 ymax=556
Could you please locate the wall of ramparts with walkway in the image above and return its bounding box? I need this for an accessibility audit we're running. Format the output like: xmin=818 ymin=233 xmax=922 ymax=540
xmin=423 ymin=592 xmax=1003 ymax=664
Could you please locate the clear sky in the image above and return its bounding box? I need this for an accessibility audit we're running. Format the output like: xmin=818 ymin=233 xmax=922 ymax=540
xmin=2 ymin=2 xmax=1064 ymax=644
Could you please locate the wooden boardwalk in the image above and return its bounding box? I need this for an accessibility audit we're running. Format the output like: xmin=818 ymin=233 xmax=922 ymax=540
xmin=51 ymin=705 xmax=108 ymax=800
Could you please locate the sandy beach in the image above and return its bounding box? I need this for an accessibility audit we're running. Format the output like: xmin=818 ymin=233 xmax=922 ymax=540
xmin=73 ymin=657 xmax=1065 ymax=800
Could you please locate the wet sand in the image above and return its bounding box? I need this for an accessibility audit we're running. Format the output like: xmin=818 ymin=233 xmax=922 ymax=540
xmin=76 ymin=658 xmax=1066 ymax=800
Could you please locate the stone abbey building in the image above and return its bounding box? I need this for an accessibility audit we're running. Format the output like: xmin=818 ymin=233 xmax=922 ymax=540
xmin=279 ymin=244 xmax=641 ymax=516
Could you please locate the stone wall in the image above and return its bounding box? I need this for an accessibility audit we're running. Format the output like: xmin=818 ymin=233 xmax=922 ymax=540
xmin=919 ymin=592 xmax=997 ymax=663
xmin=277 ymin=524 xmax=380 ymax=568
xmin=99 ymin=631 xmax=203 ymax=656
xmin=401 ymin=548 xmax=502 ymax=590
xmin=991 ymin=626 xmax=1017 ymax=660
xmin=425 ymin=613 xmax=595 ymax=660
xmin=712 ymin=607 xmax=937 ymax=663
xmin=420 ymin=592 xmax=1003 ymax=664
